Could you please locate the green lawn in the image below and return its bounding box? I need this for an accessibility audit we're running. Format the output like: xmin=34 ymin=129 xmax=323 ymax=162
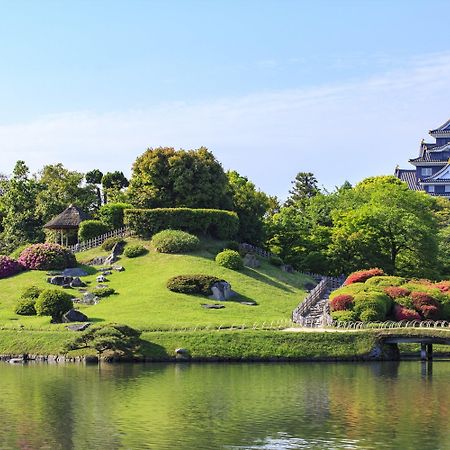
xmin=0 ymin=238 xmax=312 ymax=331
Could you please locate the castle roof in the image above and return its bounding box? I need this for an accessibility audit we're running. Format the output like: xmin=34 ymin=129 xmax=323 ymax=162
xmin=421 ymin=164 xmax=450 ymax=183
xmin=44 ymin=204 xmax=91 ymax=230
xmin=395 ymin=169 xmax=421 ymax=190
xmin=430 ymin=119 xmax=450 ymax=136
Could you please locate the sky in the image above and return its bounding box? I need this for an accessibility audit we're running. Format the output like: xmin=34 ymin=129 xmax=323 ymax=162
xmin=1 ymin=0 xmax=450 ymax=199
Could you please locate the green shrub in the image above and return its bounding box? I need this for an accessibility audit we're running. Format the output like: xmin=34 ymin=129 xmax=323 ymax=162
xmin=98 ymin=203 xmax=133 ymax=230
xmin=394 ymin=296 xmax=414 ymax=309
xmin=101 ymin=237 xmax=126 ymax=252
xmin=125 ymin=208 xmax=239 ymax=240
xmin=365 ymin=276 xmax=405 ymax=287
xmin=93 ymin=287 xmax=116 ymax=297
xmin=329 ymin=283 xmax=370 ymax=300
xmin=269 ymin=255 xmax=284 ymax=267
xmin=331 ymin=310 xmax=358 ymax=322
xmin=167 ymin=274 xmax=224 ymax=295
xmin=124 ymin=244 xmax=148 ymax=258
xmin=152 ymin=230 xmax=200 ymax=254
xmin=353 ymin=291 xmax=392 ymax=321
xmin=215 ymin=250 xmax=243 ymax=271
xmin=35 ymin=289 xmax=73 ymax=322
xmin=15 ymin=298 xmax=37 ymax=315
xmin=78 ymin=220 xmax=110 ymax=242
xmin=360 ymin=308 xmax=383 ymax=322
xmin=20 ymin=285 xmax=43 ymax=300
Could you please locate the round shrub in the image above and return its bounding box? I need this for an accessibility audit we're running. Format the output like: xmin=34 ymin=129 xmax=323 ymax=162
xmin=101 ymin=237 xmax=126 ymax=252
xmin=360 ymin=308 xmax=383 ymax=322
xmin=331 ymin=310 xmax=358 ymax=322
xmin=395 ymin=296 xmax=414 ymax=309
xmin=15 ymin=298 xmax=37 ymax=316
xmin=352 ymin=291 xmax=392 ymax=321
xmin=384 ymin=286 xmax=411 ymax=300
xmin=329 ymin=283 xmax=368 ymax=300
xmin=394 ymin=304 xmax=421 ymax=321
xmin=93 ymin=287 xmax=116 ymax=297
xmin=344 ymin=268 xmax=385 ymax=285
xmin=123 ymin=244 xmax=147 ymax=258
xmin=269 ymin=255 xmax=284 ymax=267
xmin=78 ymin=220 xmax=110 ymax=242
xmin=18 ymin=243 xmax=76 ymax=271
xmin=0 ymin=255 xmax=23 ymax=279
xmin=21 ymin=285 xmax=43 ymax=300
xmin=329 ymin=294 xmax=354 ymax=311
xmin=215 ymin=250 xmax=243 ymax=271
xmin=167 ymin=275 xmax=224 ymax=295
xmin=411 ymin=292 xmax=439 ymax=309
xmin=365 ymin=276 xmax=405 ymax=287
xmin=35 ymin=289 xmax=73 ymax=321
xmin=152 ymin=230 xmax=200 ymax=254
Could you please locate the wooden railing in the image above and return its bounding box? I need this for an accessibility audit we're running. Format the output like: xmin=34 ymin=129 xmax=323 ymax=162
xmin=68 ymin=227 xmax=133 ymax=253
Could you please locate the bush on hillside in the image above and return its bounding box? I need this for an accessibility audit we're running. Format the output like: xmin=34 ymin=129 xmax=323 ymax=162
xmin=215 ymin=250 xmax=243 ymax=271
xmin=394 ymin=304 xmax=421 ymax=321
xmin=18 ymin=244 xmax=76 ymax=270
xmin=365 ymin=276 xmax=405 ymax=287
xmin=78 ymin=220 xmax=110 ymax=242
xmin=93 ymin=287 xmax=116 ymax=297
xmin=330 ymin=294 xmax=354 ymax=311
xmin=123 ymin=244 xmax=148 ymax=258
xmin=98 ymin=203 xmax=133 ymax=230
xmin=331 ymin=310 xmax=358 ymax=322
xmin=20 ymin=285 xmax=43 ymax=300
xmin=15 ymin=298 xmax=37 ymax=316
xmin=0 ymin=255 xmax=23 ymax=279
xmin=167 ymin=274 xmax=224 ymax=295
xmin=101 ymin=237 xmax=126 ymax=252
xmin=435 ymin=281 xmax=450 ymax=293
xmin=384 ymin=286 xmax=411 ymax=299
xmin=360 ymin=308 xmax=382 ymax=322
xmin=352 ymin=291 xmax=392 ymax=321
xmin=152 ymin=230 xmax=200 ymax=254
xmin=344 ymin=268 xmax=385 ymax=285
xmin=35 ymin=289 xmax=73 ymax=322
xmin=125 ymin=208 xmax=239 ymax=240
xmin=269 ymin=255 xmax=284 ymax=267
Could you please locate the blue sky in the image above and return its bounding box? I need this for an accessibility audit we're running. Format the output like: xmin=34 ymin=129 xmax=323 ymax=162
xmin=1 ymin=0 xmax=450 ymax=199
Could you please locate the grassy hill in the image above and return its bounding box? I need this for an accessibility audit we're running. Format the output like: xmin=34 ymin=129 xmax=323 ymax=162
xmin=0 ymin=238 xmax=312 ymax=332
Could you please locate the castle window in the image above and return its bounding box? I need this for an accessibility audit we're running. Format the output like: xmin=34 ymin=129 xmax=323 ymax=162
xmin=445 ymin=185 xmax=450 ymax=193
xmin=421 ymin=167 xmax=432 ymax=176
xmin=428 ymin=185 xmax=435 ymax=193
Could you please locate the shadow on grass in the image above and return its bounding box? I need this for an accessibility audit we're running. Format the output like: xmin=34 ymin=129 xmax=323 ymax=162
xmin=77 ymin=264 xmax=98 ymax=275
xmin=139 ymin=339 xmax=170 ymax=359
xmin=241 ymin=267 xmax=297 ymax=293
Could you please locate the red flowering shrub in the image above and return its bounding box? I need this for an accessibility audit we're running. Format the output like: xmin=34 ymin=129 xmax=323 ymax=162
xmin=435 ymin=281 xmax=450 ymax=293
xmin=344 ymin=268 xmax=385 ymax=285
xmin=410 ymin=292 xmax=439 ymax=309
xmin=384 ymin=286 xmax=411 ymax=299
xmin=0 ymin=255 xmax=23 ymax=279
xmin=394 ymin=304 xmax=421 ymax=321
xmin=18 ymin=244 xmax=76 ymax=271
xmin=330 ymin=294 xmax=354 ymax=311
xmin=420 ymin=305 xmax=440 ymax=320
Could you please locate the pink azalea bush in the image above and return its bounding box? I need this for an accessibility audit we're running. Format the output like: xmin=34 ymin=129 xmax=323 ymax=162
xmin=330 ymin=294 xmax=354 ymax=311
xmin=344 ymin=268 xmax=385 ymax=285
xmin=18 ymin=243 xmax=76 ymax=271
xmin=0 ymin=255 xmax=23 ymax=279
xmin=394 ymin=304 xmax=421 ymax=321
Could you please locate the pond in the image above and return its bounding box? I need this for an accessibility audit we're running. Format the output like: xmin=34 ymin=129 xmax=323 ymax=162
xmin=0 ymin=361 xmax=449 ymax=449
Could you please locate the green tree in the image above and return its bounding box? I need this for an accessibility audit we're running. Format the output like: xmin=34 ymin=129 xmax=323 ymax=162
xmin=285 ymin=172 xmax=319 ymax=207
xmin=226 ymin=170 xmax=271 ymax=244
xmin=128 ymin=147 xmax=232 ymax=209
xmin=85 ymin=169 xmax=103 ymax=207
xmin=101 ymin=171 xmax=129 ymax=204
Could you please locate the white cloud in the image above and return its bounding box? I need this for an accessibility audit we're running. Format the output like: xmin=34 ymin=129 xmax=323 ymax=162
xmin=1 ymin=52 xmax=450 ymax=199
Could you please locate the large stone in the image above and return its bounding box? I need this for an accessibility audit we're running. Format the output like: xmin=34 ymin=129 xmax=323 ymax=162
xmin=66 ymin=323 xmax=91 ymax=332
xmin=201 ymin=304 xmax=225 ymax=309
xmin=104 ymin=241 xmax=126 ymax=266
xmin=243 ymin=253 xmax=260 ymax=268
xmin=112 ymin=266 xmax=125 ymax=272
xmin=63 ymin=268 xmax=88 ymax=277
xmin=96 ymin=275 xmax=108 ymax=283
xmin=48 ymin=275 xmax=73 ymax=286
xmin=62 ymin=309 xmax=89 ymax=323
xmin=89 ymin=256 xmax=107 ymax=266
xmin=209 ymin=281 xmax=235 ymax=301
xmin=70 ymin=277 xmax=86 ymax=288
xmin=80 ymin=293 xmax=99 ymax=305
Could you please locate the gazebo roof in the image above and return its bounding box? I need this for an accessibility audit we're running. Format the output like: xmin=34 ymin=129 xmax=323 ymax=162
xmin=44 ymin=204 xmax=91 ymax=230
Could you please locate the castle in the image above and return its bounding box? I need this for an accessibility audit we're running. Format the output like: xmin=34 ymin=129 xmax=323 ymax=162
xmin=395 ymin=119 xmax=450 ymax=197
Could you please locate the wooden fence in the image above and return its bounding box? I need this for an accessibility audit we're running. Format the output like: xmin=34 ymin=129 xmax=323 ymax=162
xmin=68 ymin=227 xmax=133 ymax=253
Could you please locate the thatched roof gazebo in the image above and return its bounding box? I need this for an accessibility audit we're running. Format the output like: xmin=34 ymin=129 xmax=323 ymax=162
xmin=44 ymin=204 xmax=91 ymax=246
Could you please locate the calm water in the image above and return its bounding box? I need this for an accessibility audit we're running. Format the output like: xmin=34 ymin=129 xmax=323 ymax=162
xmin=0 ymin=361 xmax=449 ymax=450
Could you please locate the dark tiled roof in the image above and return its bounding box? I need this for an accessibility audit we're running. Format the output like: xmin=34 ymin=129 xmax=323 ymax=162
xmin=410 ymin=154 xmax=448 ymax=162
xmin=44 ymin=205 xmax=91 ymax=229
xmin=395 ymin=169 xmax=421 ymax=190
xmin=430 ymin=118 xmax=450 ymax=134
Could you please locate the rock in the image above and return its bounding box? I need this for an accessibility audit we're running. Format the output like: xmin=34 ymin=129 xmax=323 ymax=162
xmin=70 ymin=277 xmax=86 ymax=288
xmin=63 ymin=268 xmax=88 ymax=277
xmin=243 ymin=253 xmax=260 ymax=268
xmin=239 ymin=301 xmax=257 ymax=306
xmin=96 ymin=284 xmax=108 ymax=289
xmin=281 ymin=264 xmax=295 ymax=273
xmin=112 ymin=266 xmax=125 ymax=272
xmin=48 ymin=275 xmax=73 ymax=286
xmin=89 ymin=256 xmax=107 ymax=266
xmin=201 ymin=303 xmax=225 ymax=309
xmin=8 ymin=358 xmax=25 ymax=364
xmin=96 ymin=275 xmax=108 ymax=283
xmin=81 ymin=293 xmax=99 ymax=305
xmin=62 ymin=309 xmax=89 ymax=323
xmin=66 ymin=323 xmax=90 ymax=332
xmin=175 ymin=348 xmax=191 ymax=360
xmin=101 ymin=270 xmax=112 ymax=276
xmin=210 ymin=281 xmax=235 ymax=301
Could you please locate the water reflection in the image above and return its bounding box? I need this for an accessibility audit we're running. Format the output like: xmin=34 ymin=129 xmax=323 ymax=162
xmin=0 ymin=361 xmax=448 ymax=449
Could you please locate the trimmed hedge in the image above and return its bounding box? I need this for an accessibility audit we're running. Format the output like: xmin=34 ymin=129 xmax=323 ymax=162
xmin=152 ymin=230 xmax=199 ymax=254
xmin=125 ymin=208 xmax=239 ymax=240
xmin=78 ymin=220 xmax=110 ymax=242
xmin=18 ymin=244 xmax=76 ymax=270
xmin=35 ymin=289 xmax=73 ymax=321
xmin=15 ymin=298 xmax=37 ymax=316
xmin=124 ymin=244 xmax=148 ymax=258
xmin=216 ymin=250 xmax=243 ymax=271
xmin=21 ymin=285 xmax=43 ymax=300
xmin=93 ymin=287 xmax=116 ymax=297
xmin=167 ymin=274 xmax=224 ymax=295
xmin=98 ymin=203 xmax=133 ymax=230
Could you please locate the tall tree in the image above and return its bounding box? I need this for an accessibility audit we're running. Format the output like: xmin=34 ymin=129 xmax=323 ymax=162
xmin=86 ymin=169 xmax=104 ymax=207
xmin=285 ymin=172 xmax=319 ymax=207
xmin=128 ymin=147 xmax=232 ymax=209
xmin=101 ymin=171 xmax=129 ymax=204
